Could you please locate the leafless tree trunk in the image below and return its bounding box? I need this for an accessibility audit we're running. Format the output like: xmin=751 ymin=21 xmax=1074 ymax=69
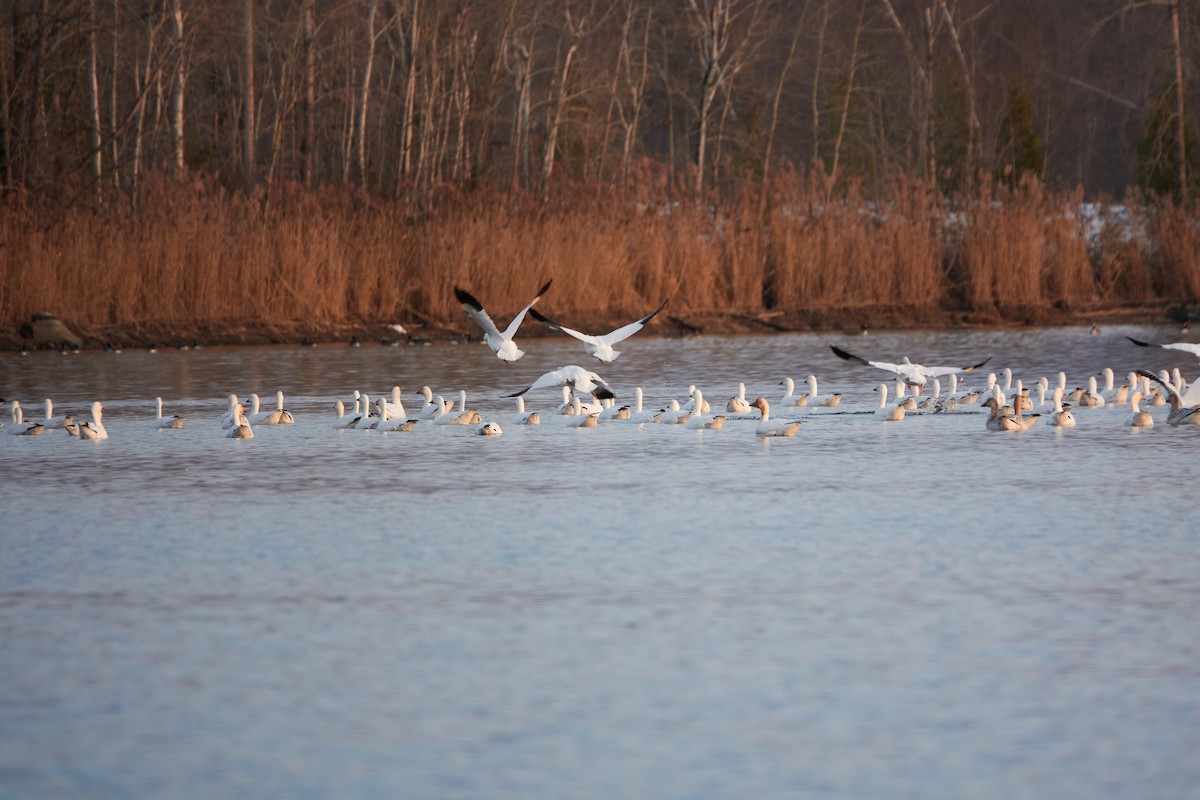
xmin=540 ymin=4 xmax=585 ymax=191
xmin=828 ymin=7 xmax=864 ymax=189
xmin=685 ymin=0 xmax=760 ymax=199
xmin=87 ymin=0 xmax=104 ymax=202
xmin=242 ymin=0 xmax=256 ymax=183
xmin=302 ymin=0 xmax=316 ymax=187
xmin=1170 ymin=0 xmax=1187 ymax=196
xmin=169 ymin=0 xmax=185 ymax=174
xmin=506 ymin=32 xmax=533 ymax=192
xmin=879 ymin=0 xmax=935 ymax=181
xmin=810 ymin=0 xmax=830 ymax=164
xmin=356 ymin=0 xmax=378 ymax=186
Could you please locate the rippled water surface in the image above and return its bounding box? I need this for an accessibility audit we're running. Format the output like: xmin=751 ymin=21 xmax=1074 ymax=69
xmin=2 ymin=325 xmax=1198 ymax=799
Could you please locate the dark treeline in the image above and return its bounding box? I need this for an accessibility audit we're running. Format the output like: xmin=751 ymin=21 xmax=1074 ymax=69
xmin=2 ymin=0 xmax=1195 ymax=205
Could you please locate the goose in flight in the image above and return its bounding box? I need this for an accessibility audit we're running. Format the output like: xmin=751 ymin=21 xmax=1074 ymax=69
xmin=528 ymin=297 xmax=669 ymax=362
xmin=1126 ymin=336 xmax=1200 ymax=404
xmin=454 ymin=280 xmax=552 ymax=362
xmin=830 ymin=345 xmax=991 ymax=395
xmin=507 ymin=365 xmax=616 ymax=401
xmin=1137 ymin=369 xmax=1200 ymax=425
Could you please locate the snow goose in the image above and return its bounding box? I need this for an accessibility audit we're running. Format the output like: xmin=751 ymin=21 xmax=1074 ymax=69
xmin=779 ymin=377 xmax=805 ymax=407
xmin=434 ymin=390 xmax=478 ymax=425
xmin=247 ymin=393 xmax=273 ymax=425
xmin=566 ymin=397 xmax=600 ymax=428
xmin=982 ymin=388 xmax=1040 ymax=431
xmin=686 ymin=390 xmax=726 ymax=429
xmin=800 ymin=374 xmax=842 ymax=407
xmin=1098 ymin=367 xmax=1127 ymax=405
xmin=41 ymin=398 xmax=73 ymax=429
xmin=830 ymin=345 xmax=992 ymax=395
xmin=454 ymin=280 xmax=552 ymax=362
xmin=556 ymin=386 xmax=576 ymax=415
xmin=354 ymin=393 xmax=378 ymax=429
xmin=333 ymin=398 xmax=362 ymax=429
xmin=683 ymin=385 xmax=710 ymax=413
xmin=1136 ymin=369 xmax=1200 ymax=426
xmin=384 ymin=386 xmax=407 ymax=421
xmin=528 ymin=297 xmax=669 ymax=362
xmin=894 ymin=381 xmax=918 ymax=412
xmin=79 ymin=401 xmax=109 ymax=440
xmin=219 ymin=394 xmax=242 ymax=428
xmin=377 ymin=399 xmax=418 ymax=432
xmin=629 ymin=388 xmax=661 ymax=424
xmin=600 ymin=398 xmax=631 ymax=421
xmin=155 ymin=397 xmax=186 ymax=429
xmin=873 ymin=384 xmax=905 ymax=422
xmin=226 ymin=417 xmax=254 ymax=439
xmin=1077 ymin=376 xmax=1105 ymax=408
xmin=749 ymin=397 xmax=803 ymax=437
xmin=659 ymin=398 xmax=690 ymax=425
xmin=1049 ymin=387 xmax=1076 ymax=428
xmin=416 ymin=386 xmax=440 ymax=419
xmin=1125 ymin=391 xmax=1154 ymax=428
xmin=264 ymin=390 xmax=295 ymax=425
xmin=507 ymin=365 xmax=616 ymax=402
xmin=726 ymin=382 xmax=752 ymax=414
xmin=513 ymin=396 xmax=540 ymax=425
xmin=475 ymin=421 xmax=503 ymax=436
xmin=6 ymin=403 xmax=44 ymax=435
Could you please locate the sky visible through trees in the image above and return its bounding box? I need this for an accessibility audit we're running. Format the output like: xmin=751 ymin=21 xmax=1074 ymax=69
xmin=1 ymin=0 xmax=1196 ymax=204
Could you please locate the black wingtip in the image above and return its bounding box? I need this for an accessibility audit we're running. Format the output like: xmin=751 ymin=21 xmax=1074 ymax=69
xmin=529 ymin=307 xmax=561 ymax=329
xmin=640 ymin=296 xmax=672 ymax=324
xmin=593 ymin=387 xmax=616 ymax=400
xmin=454 ymin=286 xmax=483 ymax=311
xmin=829 ymin=345 xmax=868 ymax=365
xmin=1126 ymin=336 xmax=1153 ymax=347
xmin=534 ymin=279 xmax=553 ymax=299
xmin=964 ymin=355 xmax=992 ymax=372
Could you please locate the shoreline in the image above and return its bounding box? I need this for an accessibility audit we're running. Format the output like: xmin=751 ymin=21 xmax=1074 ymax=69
xmin=4 ymin=303 xmax=1193 ymax=353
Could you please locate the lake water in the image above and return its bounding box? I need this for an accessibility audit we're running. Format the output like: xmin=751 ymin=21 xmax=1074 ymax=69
xmin=2 ymin=325 xmax=1198 ymax=799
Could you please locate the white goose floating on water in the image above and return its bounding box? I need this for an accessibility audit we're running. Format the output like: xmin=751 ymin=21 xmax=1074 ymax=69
xmin=872 ymin=384 xmax=905 ymax=422
xmin=685 ymin=389 xmax=726 ymax=430
xmin=42 ymin=398 xmax=73 ymax=429
xmin=512 ymin=396 xmax=540 ymax=425
xmin=750 ymin=397 xmax=803 ymax=437
xmin=6 ymin=402 xmax=44 ymax=436
xmin=455 ymin=280 xmax=552 ymax=362
xmin=799 ymin=374 xmax=842 ymax=407
xmin=1049 ymin=387 xmax=1076 ymax=428
xmin=155 ymin=397 xmax=186 ymax=429
xmin=529 ymin=297 xmax=669 ymax=362
xmin=727 ymin=383 xmax=752 ymax=414
xmin=79 ymin=401 xmax=109 ymax=440
xmin=831 ymin=345 xmax=992 ymax=396
xmin=1125 ymin=391 xmax=1154 ymax=428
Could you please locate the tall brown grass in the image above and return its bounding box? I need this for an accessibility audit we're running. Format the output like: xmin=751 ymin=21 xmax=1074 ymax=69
xmin=1 ymin=173 xmax=1195 ymax=343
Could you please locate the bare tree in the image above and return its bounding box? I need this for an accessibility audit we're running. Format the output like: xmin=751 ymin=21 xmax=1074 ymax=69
xmin=540 ymin=2 xmax=586 ymax=191
xmin=169 ymin=0 xmax=185 ymax=175
xmin=242 ymin=0 xmax=256 ymax=182
xmin=87 ymin=0 xmax=103 ymax=201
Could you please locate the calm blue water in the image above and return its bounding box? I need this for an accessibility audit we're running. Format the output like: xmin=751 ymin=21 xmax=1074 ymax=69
xmin=2 ymin=325 xmax=1198 ymax=799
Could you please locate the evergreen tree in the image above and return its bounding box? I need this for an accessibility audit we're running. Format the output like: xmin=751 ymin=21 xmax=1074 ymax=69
xmin=994 ymin=78 xmax=1045 ymax=187
xmin=1136 ymin=82 xmax=1199 ymax=198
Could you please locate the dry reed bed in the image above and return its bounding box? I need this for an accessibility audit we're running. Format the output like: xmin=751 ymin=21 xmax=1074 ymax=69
xmin=2 ymin=175 xmax=1198 ymax=343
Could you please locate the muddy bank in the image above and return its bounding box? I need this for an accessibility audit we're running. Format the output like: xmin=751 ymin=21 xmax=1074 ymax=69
xmin=3 ymin=303 xmax=1194 ymax=353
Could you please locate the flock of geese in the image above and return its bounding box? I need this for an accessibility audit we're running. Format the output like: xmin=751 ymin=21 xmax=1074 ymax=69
xmin=4 ymin=283 xmax=1200 ymax=440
